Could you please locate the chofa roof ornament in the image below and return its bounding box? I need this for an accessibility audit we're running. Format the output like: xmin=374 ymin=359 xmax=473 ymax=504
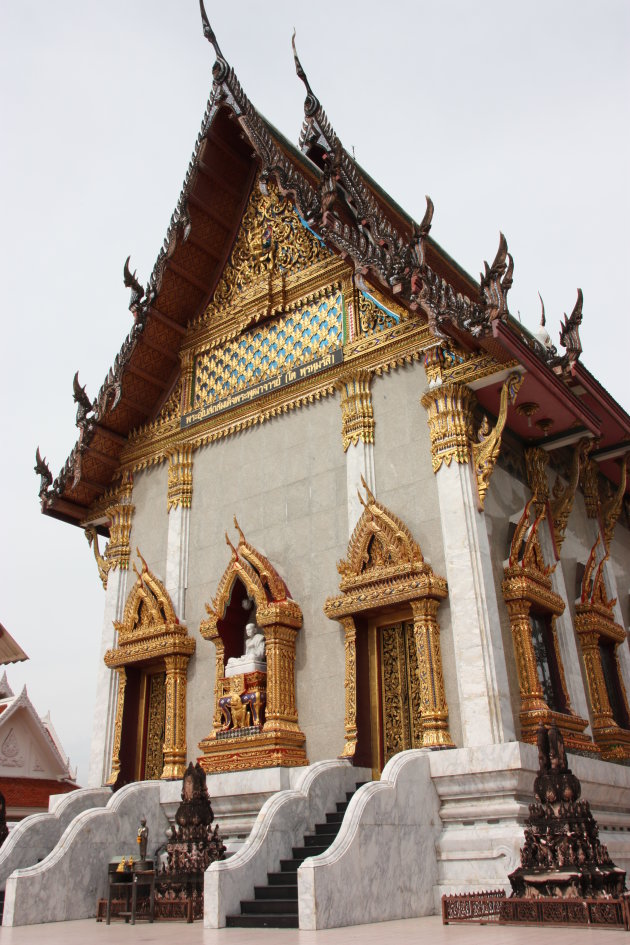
xmin=199 ymin=0 xmax=230 ymax=82
xmin=123 ymin=256 xmax=145 ymax=317
xmin=558 ymin=287 xmax=583 ymax=369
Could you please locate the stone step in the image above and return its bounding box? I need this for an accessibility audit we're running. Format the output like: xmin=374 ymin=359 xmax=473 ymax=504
xmin=325 ymin=811 xmax=344 ymax=825
xmin=280 ymin=858 xmax=304 ymax=872
xmin=291 ymin=845 xmax=328 ymax=859
xmin=226 ymin=913 xmax=299 ymax=929
xmin=267 ymin=871 xmax=297 ymax=886
xmin=305 ymin=831 xmax=338 ymax=846
xmin=255 ymin=883 xmax=298 ymax=900
xmin=241 ymin=897 xmax=298 ymax=915
xmin=315 ymin=820 xmax=342 ymax=835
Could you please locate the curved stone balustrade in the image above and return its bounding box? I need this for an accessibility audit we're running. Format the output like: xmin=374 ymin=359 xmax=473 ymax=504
xmin=298 ymin=750 xmax=440 ymax=929
xmin=0 ymin=787 xmax=111 ymax=889
xmin=3 ymin=781 xmax=168 ymax=926
xmin=204 ymin=759 xmax=370 ymax=928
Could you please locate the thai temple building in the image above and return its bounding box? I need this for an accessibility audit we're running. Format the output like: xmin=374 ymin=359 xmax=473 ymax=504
xmin=3 ymin=5 xmax=629 ymax=930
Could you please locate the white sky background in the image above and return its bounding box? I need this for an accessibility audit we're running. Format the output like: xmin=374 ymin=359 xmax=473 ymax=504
xmin=0 ymin=1 xmax=628 ymax=785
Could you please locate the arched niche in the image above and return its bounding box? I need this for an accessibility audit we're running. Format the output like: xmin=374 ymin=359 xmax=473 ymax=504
xmin=575 ymin=536 xmax=630 ymax=760
xmin=502 ymin=501 xmax=593 ymax=754
xmin=198 ymin=520 xmax=307 ymax=773
xmin=104 ymin=549 xmax=195 ymax=785
xmin=324 ymin=482 xmax=453 ymax=774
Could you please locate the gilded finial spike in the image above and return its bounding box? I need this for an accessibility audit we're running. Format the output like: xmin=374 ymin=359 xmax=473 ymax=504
xmin=418 ymin=195 xmax=434 ymax=239
xmin=538 ymin=291 xmax=546 ymax=327
xmin=360 ymin=473 xmax=376 ymax=505
xmin=291 ymin=28 xmax=319 ymax=118
xmin=225 ymin=531 xmax=238 ymax=557
xmin=233 ymin=515 xmax=246 ymax=544
xmin=136 ymin=547 xmax=149 ymax=573
xmin=199 ymin=0 xmax=223 ymax=58
xmin=357 ymin=489 xmax=366 ymax=509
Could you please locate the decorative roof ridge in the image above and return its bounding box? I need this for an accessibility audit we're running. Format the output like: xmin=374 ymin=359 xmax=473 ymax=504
xmin=292 ymin=31 xmax=339 ymax=156
xmin=0 ymin=686 xmax=74 ymax=777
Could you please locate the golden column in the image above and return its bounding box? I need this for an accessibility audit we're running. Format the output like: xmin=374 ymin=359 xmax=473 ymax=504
xmin=106 ymin=668 xmax=127 ymax=786
xmin=105 ymin=473 xmax=135 ymax=571
xmin=504 ymin=599 xmax=548 ymax=716
xmin=421 ymin=382 xmax=475 ymax=472
xmin=339 ymin=616 xmax=358 ymax=758
xmin=409 ymin=598 xmax=454 ymax=748
xmin=579 ymin=631 xmax=613 ymax=726
xmin=261 ymin=613 xmax=302 ymax=734
xmin=162 ymin=653 xmax=191 ymax=779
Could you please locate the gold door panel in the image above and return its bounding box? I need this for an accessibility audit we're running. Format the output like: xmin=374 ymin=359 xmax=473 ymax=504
xmin=379 ymin=621 xmax=423 ymax=768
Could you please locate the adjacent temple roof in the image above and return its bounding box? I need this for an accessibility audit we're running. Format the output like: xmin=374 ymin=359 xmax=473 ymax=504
xmin=35 ymin=3 xmax=630 ymax=527
xmin=0 ymin=624 xmax=28 ymax=666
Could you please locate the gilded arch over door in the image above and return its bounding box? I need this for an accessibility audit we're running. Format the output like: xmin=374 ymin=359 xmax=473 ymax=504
xmin=198 ymin=519 xmax=307 ymax=773
xmin=104 ymin=549 xmax=195 ymax=784
xmin=324 ymin=479 xmax=453 ymax=762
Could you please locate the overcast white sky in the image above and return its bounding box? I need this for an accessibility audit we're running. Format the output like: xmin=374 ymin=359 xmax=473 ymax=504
xmin=0 ymin=1 xmax=628 ymax=785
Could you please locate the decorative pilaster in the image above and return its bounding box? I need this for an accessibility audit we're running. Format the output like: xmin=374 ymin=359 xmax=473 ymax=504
xmin=105 ymin=473 xmax=135 ymax=571
xmin=162 ymin=654 xmax=190 ymax=779
xmin=87 ymin=474 xmax=135 ymax=787
xmin=167 ymin=444 xmax=194 ymax=512
xmin=165 ymin=445 xmax=193 ymax=620
xmin=180 ymin=349 xmax=195 ymax=415
xmin=339 ymin=616 xmax=358 ymax=758
xmin=338 ymin=371 xmax=376 ymax=533
xmin=105 ymin=668 xmax=126 ymax=786
xmin=262 ymin=620 xmax=301 ymax=734
xmin=504 ymin=599 xmax=548 ymax=715
xmin=421 ymin=383 xmax=515 ymax=746
xmin=409 ymin=598 xmax=453 ymax=748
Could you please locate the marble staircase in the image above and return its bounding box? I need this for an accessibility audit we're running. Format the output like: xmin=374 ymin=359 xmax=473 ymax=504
xmin=226 ymin=783 xmax=365 ymax=928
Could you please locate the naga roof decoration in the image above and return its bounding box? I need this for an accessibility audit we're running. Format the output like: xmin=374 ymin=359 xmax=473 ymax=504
xmin=35 ymin=5 xmax=630 ymax=526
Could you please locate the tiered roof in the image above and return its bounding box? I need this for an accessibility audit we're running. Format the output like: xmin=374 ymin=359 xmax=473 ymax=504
xmin=36 ymin=4 xmax=630 ymax=526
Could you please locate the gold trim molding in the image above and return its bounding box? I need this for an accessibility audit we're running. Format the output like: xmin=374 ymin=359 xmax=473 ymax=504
xmin=198 ymin=519 xmax=307 ymax=773
xmin=324 ymin=479 xmax=453 ymax=755
xmin=337 ymin=370 xmax=374 ymax=452
xmin=502 ymin=500 xmax=593 ymax=753
xmin=104 ymin=549 xmax=195 ymax=783
xmin=167 ymin=444 xmax=193 ymax=512
xmin=575 ymin=535 xmax=630 ymax=760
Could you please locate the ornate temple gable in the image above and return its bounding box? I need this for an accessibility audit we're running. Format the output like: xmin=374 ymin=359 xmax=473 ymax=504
xmin=0 ymin=686 xmax=75 ymax=781
xmin=37 ymin=4 xmax=630 ymax=528
xmin=579 ymin=536 xmax=616 ymax=615
xmin=202 ymin=519 xmax=298 ymax=638
xmin=105 ymin=550 xmax=195 ymax=665
xmin=327 ymin=479 xmax=447 ymax=614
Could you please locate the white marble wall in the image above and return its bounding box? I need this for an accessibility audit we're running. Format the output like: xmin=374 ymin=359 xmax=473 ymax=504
xmin=2 ymin=781 xmax=168 ymax=926
xmin=204 ymin=760 xmax=370 ymax=928
xmin=165 ymin=503 xmax=190 ymax=621
xmin=298 ymin=750 xmax=439 ymax=930
xmin=0 ymin=787 xmax=111 ymax=889
xmin=87 ymin=567 xmax=128 ymax=788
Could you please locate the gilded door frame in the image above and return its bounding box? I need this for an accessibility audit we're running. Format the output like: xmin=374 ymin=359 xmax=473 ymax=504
xmin=324 ymin=481 xmax=453 ymax=768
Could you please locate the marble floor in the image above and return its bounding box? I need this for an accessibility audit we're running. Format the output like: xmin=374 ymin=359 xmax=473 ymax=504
xmin=0 ymin=915 xmax=626 ymax=944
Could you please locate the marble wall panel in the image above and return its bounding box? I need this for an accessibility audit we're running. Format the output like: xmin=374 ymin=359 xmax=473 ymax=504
xmin=128 ymin=463 xmax=169 ymax=579
xmin=186 ymin=396 xmax=348 ymax=764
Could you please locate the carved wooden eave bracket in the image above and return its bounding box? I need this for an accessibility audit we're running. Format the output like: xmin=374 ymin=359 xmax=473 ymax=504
xmin=548 ymin=438 xmax=592 ymax=555
xmin=575 ymin=535 xmax=630 ymax=760
xmin=471 ymin=371 xmax=523 ymax=510
xmin=601 ymin=454 xmax=630 ymax=549
xmin=324 ymin=482 xmax=452 ymax=754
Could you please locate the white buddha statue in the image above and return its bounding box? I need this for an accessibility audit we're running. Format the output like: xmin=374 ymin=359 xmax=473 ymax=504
xmin=225 ymin=598 xmax=267 ymax=677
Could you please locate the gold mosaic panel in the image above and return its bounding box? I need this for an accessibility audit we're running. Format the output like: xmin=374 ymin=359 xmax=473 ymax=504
xmin=192 ymin=290 xmax=343 ymax=409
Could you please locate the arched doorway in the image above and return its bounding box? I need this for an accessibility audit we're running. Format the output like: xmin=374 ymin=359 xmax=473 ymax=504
xmin=104 ymin=550 xmax=195 ymax=786
xmin=324 ymin=481 xmax=453 ymax=776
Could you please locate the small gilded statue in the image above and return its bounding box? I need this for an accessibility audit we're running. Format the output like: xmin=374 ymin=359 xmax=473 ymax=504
xmin=137 ymin=818 xmax=148 ymax=861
